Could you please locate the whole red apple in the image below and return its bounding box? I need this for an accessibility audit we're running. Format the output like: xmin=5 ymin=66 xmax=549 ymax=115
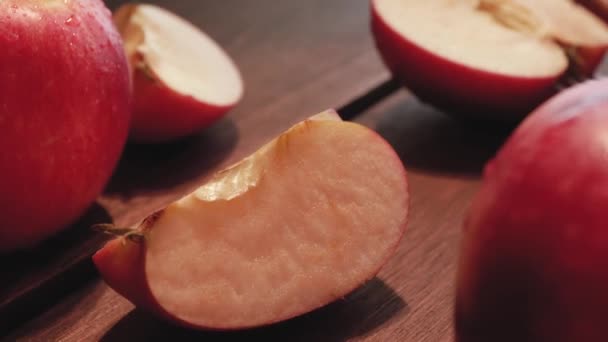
xmin=0 ymin=0 xmax=131 ymax=252
xmin=455 ymin=79 xmax=608 ymax=341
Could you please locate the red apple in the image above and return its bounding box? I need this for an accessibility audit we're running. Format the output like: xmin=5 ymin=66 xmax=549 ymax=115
xmin=113 ymin=4 xmax=244 ymax=143
xmin=455 ymin=79 xmax=608 ymax=341
xmin=0 ymin=0 xmax=131 ymax=252
xmin=93 ymin=110 xmax=409 ymax=330
xmin=371 ymin=0 xmax=608 ymax=119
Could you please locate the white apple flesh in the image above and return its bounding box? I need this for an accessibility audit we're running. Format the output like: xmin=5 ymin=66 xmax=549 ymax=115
xmin=576 ymin=0 xmax=608 ymax=24
xmin=371 ymin=0 xmax=608 ymax=119
xmin=94 ymin=110 xmax=409 ymax=330
xmin=114 ymin=4 xmax=244 ymax=143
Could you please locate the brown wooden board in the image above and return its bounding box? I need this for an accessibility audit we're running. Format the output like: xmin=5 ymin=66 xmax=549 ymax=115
xmin=6 ymin=0 xmax=604 ymax=340
xmin=4 ymin=88 xmax=516 ymax=342
xmin=0 ymin=0 xmax=393 ymax=337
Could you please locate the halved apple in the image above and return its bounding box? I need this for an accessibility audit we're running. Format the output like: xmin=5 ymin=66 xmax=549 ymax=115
xmin=577 ymin=0 xmax=608 ymax=24
xmin=93 ymin=110 xmax=409 ymax=330
xmin=114 ymin=4 xmax=244 ymax=143
xmin=371 ymin=0 xmax=608 ymax=119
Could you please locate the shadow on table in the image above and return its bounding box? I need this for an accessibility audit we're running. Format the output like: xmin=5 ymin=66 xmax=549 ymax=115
xmin=3 ymin=278 xmax=110 ymax=341
xmin=0 ymin=203 xmax=112 ymax=336
xmin=104 ymin=117 xmax=239 ymax=199
xmin=0 ymin=118 xmax=237 ymax=337
xmin=101 ymin=277 xmax=407 ymax=342
xmin=373 ymin=96 xmax=516 ymax=178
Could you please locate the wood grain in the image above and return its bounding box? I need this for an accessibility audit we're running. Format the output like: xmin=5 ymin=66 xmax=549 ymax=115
xmin=7 ymin=0 xmax=605 ymax=336
xmin=1 ymin=0 xmax=536 ymax=339
xmin=5 ymin=85 xmax=513 ymax=341
xmin=0 ymin=0 xmax=393 ymax=338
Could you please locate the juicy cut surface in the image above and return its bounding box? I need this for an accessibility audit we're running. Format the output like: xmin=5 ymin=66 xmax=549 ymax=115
xmin=124 ymin=4 xmax=243 ymax=106
xmin=373 ymin=0 xmax=568 ymax=77
xmin=514 ymin=0 xmax=608 ymax=47
xmin=144 ymin=118 xmax=409 ymax=329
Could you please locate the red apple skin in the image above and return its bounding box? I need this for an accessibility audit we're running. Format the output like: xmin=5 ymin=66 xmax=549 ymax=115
xmin=575 ymin=46 xmax=608 ymax=78
xmin=0 ymin=0 xmax=131 ymax=252
xmin=371 ymin=1 xmax=566 ymax=120
xmin=92 ymin=236 xmax=161 ymax=313
xmin=128 ymin=67 xmax=239 ymax=143
xmin=93 ymin=231 xmax=262 ymax=331
xmin=455 ymin=79 xmax=608 ymax=342
xmin=93 ymin=124 xmax=409 ymax=330
xmin=92 ymin=231 xmax=199 ymax=330
xmin=370 ymin=0 xmax=560 ymax=120
xmin=93 ymin=209 xmax=408 ymax=331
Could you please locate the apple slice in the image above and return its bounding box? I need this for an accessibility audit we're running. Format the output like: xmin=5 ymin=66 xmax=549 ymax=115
xmin=371 ymin=0 xmax=608 ymax=119
xmin=93 ymin=110 xmax=409 ymax=330
xmin=577 ymin=0 xmax=608 ymax=24
xmin=114 ymin=4 xmax=244 ymax=143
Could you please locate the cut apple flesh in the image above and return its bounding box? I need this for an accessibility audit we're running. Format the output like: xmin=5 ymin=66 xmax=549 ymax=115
xmin=514 ymin=0 xmax=608 ymax=47
xmin=576 ymin=0 xmax=608 ymax=24
xmin=114 ymin=4 xmax=243 ymax=107
xmin=373 ymin=0 xmax=608 ymax=78
xmin=94 ymin=110 xmax=409 ymax=329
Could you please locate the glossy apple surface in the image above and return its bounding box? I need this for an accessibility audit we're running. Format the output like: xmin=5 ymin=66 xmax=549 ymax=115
xmin=0 ymin=0 xmax=131 ymax=252
xmin=455 ymin=79 xmax=608 ymax=342
xmin=94 ymin=110 xmax=409 ymax=330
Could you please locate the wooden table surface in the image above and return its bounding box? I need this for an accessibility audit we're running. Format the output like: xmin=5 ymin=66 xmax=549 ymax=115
xmin=1 ymin=0 xmax=517 ymax=341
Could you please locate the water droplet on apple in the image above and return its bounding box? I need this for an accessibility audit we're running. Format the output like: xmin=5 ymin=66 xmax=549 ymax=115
xmin=8 ymin=32 xmax=19 ymax=41
xmin=65 ymin=15 xmax=79 ymax=27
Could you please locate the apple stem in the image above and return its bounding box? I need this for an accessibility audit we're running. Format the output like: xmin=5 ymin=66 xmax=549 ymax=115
xmin=92 ymin=223 xmax=145 ymax=243
xmin=478 ymin=0 xmax=544 ymax=37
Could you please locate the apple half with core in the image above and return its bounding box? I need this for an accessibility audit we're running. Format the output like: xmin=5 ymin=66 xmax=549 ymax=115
xmin=371 ymin=0 xmax=608 ymax=119
xmin=93 ymin=110 xmax=409 ymax=330
xmin=455 ymin=79 xmax=608 ymax=342
xmin=0 ymin=0 xmax=131 ymax=252
xmin=114 ymin=3 xmax=244 ymax=143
